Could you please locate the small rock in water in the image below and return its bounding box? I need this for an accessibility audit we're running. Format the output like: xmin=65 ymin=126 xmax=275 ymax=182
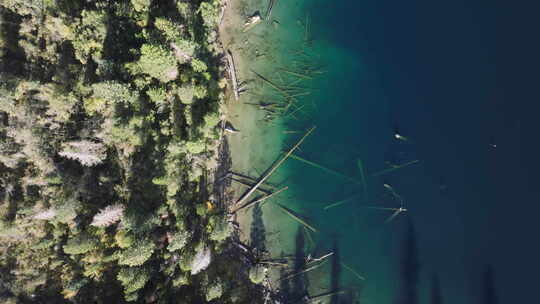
xmin=394 ymin=132 xmax=408 ymax=141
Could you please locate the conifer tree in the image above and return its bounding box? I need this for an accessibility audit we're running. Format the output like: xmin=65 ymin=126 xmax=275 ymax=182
xmin=59 ymin=140 xmax=107 ymax=166
xmin=91 ymin=204 xmax=124 ymax=227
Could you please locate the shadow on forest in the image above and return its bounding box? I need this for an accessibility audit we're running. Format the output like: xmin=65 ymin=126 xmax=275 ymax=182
xmin=0 ymin=8 xmax=25 ymax=77
xmin=212 ymin=138 xmax=232 ymax=208
xmin=395 ymin=221 xmax=420 ymax=304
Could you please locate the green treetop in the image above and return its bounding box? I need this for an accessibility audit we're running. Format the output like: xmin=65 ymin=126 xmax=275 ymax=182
xmin=129 ymin=44 xmax=178 ymax=83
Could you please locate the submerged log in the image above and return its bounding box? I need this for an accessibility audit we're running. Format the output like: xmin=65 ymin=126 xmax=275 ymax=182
xmin=341 ymin=262 xmax=366 ymax=281
xmin=279 ymin=258 xmax=327 ymax=281
xmin=251 ymin=69 xmax=297 ymax=103
xmin=371 ymin=159 xmax=420 ymax=177
xmin=357 ymin=159 xmax=369 ymax=201
xmin=280 ymin=69 xmax=313 ymax=79
xmin=323 ymin=194 xmax=361 ymax=210
xmin=265 ymin=0 xmax=277 ymax=19
xmin=276 ymin=203 xmax=317 ymax=233
xmin=289 ymin=153 xmax=362 ymax=185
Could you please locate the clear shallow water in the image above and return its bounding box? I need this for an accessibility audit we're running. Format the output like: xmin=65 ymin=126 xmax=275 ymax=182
xmin=241 ymin=0 xmax=540 ymax=303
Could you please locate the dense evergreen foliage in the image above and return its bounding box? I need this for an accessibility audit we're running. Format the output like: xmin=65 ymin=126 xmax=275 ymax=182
xmin=0 ymin=0 xmax=262 ymax=302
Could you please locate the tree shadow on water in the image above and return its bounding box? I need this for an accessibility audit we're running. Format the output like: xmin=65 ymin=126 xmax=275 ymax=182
xmin=292 ymin=226 xmax=307 ymax=301
xmin=395 ymin=221 xmax=420 ymax=304
xmin=278 ymin=227 xmax=308 ymax=303
xmin=250 ymin=203 xmax=266 ymax=252
xmin=482 ymin=265 xmax=498 ymax=304
xmin=430 ymin=274 xmax=442 ymax=304
xmin=330 ymin=239 xmax=342 ymax=304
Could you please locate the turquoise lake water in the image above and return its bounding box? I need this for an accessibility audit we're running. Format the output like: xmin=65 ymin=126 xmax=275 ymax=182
xmin=243 ymin=0 xmax=540 ymax=303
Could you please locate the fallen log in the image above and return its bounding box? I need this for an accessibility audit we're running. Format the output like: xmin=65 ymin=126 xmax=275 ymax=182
xmin=229 ymin=177 xmax=272 ymax=195
xmin=226 ymin=50 xmax=240 ymax=101
xmin=232 ymin=186 xmax=288 ymax=213
xmin=234 ymin=127 xmax=315 ymax=207
xmin=230 ymin=171 xmax=278 ymax=189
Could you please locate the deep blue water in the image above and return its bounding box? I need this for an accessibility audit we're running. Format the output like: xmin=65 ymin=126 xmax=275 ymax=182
xmin=279 ymin=0 xmax=540 ymax=303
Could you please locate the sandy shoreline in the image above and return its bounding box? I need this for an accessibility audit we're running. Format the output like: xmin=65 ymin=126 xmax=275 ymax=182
xmin=219 ymin=0 xmax=285 ymax=246
xmin=217 ymin=0 xmax=335 ymax=301
xmin=218 ymin=0 xmax=295 ymax=286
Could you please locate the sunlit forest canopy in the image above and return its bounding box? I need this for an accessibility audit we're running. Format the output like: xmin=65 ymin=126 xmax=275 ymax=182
xmin=0 ymin=0 xmax=263 ymax=302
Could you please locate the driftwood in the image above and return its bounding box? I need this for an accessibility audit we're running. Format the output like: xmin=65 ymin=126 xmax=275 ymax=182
xmin=233 ymin=240 xmax=252 ymax=254
xmin=226 ymin=50 xmax=240 ymax=100
xmin=306 ymin=290 xmax=347 ymax=303
xmin=219 ymin=0 xmax=227 ymax=26
xmin=234 ymin=127 xmax=315 ymax=208
xmin=224 ymin=121 xmax=240 ymax=134
xmin=224 ymin=127 xmax=239 ymax=134
xmin=306 ymin=252 xmax=334 ymax=265
xmin=230 ymin=171 xmax=278 ymax=189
